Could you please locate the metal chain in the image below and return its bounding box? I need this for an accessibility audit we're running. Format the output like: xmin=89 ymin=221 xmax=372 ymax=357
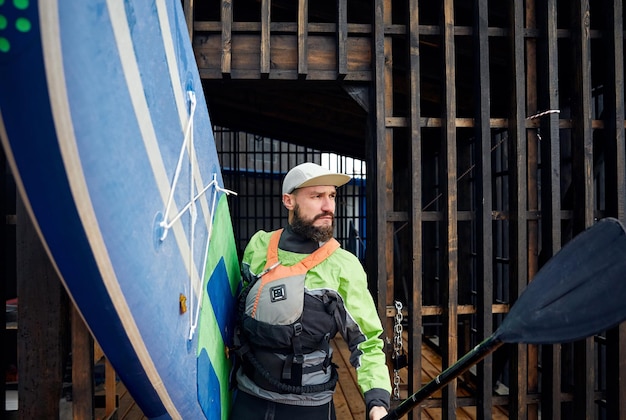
xmin=392 ymin=300 xmax=404 ymax=400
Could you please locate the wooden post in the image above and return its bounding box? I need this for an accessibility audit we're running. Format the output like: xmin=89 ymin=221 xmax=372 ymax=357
xmin=71 ymin=306 xmax=94 ymax=419
xmin=441 ymin=0 xmax=459 ymax=416
xmin=16 ymin=194 xmax=68 ymax=419
xmin=474 ymin=0 xmax=495 ymax=417
xmin=508 ymin=0 xmax=530 ymax=417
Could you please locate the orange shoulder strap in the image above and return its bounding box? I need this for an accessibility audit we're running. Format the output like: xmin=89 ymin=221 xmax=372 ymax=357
xmin=264 ymin=229 xmax=284 ymax=268
xmin=263 ymin=229 xmax=340 ymax=275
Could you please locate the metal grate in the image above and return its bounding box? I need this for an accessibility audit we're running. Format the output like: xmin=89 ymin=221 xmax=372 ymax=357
xmin=213 ymin=126 xmax=367 ymax=262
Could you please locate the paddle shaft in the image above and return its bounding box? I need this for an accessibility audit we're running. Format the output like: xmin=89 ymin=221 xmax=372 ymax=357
xmin=383 ymin=334 xmax=503 ymax=420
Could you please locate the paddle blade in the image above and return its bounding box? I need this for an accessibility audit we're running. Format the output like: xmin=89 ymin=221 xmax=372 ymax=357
xmin=496 ymin=218 xmax=626 ymax=344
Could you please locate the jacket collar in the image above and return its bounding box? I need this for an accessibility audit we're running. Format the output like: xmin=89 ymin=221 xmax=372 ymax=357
xmin=278 ymin=224 xmax=321 ymax=254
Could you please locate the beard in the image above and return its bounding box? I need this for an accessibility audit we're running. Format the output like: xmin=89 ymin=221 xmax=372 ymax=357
xmin=291 ymin=204 xmax=335 ymax=243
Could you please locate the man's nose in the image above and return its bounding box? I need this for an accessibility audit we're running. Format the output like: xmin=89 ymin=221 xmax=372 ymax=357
xmin=321 ymin=196 xmax=334 ymax=211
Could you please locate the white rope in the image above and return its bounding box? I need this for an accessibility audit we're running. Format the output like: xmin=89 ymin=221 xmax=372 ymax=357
xmin=187 ymin=95 xmax=197 ymax=342
xmin=526 ymin=109 xmax=560 ymax=120
xmin=160 ymin=90 xmax=197 ymax=241
xmin=155 ymin=90 xmax=238 ymax=341
xmin=188 ymin=174 xmax=237 ymax=340
xmin=526 ymin=109 xmax=560 ymax=142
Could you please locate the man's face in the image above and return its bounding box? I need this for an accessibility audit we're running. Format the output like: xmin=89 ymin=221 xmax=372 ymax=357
xmin=285 ymin=185 xmax=337 ymax=242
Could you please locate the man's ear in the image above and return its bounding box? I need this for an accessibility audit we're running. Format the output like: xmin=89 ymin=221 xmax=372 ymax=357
xmin=282 ymin=193 xmax=295 ymax=210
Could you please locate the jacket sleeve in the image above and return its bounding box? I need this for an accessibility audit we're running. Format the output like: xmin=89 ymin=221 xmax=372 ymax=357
xmin=240 ymin=230 xmax=271 ymax=287
xmin=333 ymin=249 xmax=391 ymax=409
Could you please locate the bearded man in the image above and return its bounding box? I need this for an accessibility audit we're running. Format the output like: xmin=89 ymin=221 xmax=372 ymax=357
xmin=230 ymin=162 xmax=391 ymax=420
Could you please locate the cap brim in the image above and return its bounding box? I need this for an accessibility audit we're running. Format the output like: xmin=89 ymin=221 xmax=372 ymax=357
xmin=296 ymin=174 xmax=351 ymax=190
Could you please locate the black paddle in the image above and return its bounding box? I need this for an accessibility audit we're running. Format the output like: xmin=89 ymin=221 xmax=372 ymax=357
xmin=383 ymin=217 xmax=626 ymax=420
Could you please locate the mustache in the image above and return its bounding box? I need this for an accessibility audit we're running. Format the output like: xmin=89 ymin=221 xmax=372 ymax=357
xmin=313 ymin=211 xmax=334 ymax=221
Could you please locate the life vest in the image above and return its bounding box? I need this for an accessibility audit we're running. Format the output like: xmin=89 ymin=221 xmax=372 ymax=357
xmin=233 ymin=229 xmax=341 ymax=394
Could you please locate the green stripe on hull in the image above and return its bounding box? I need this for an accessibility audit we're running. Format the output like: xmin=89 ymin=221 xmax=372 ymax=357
xmin=197 ymin=194 xmax=240 ymax=419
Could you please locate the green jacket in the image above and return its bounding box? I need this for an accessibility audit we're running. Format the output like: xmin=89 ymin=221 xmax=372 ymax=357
xmin=238 ymin=226 xmax=391 ymax=411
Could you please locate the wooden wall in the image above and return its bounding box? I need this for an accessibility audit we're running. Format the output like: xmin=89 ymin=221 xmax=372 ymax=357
xmin=190 ymin=0 xmax=626 ymax=418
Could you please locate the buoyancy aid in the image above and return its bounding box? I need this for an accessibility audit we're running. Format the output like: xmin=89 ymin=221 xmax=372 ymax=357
xmin=234 ymin=229 xmax=342 ymax=394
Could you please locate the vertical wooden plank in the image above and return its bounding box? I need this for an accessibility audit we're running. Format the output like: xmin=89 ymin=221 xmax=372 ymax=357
xmin=105 ymin=357 xmax=116 ymax=416
xmin=607 ymin=326 xmax=626 ymax=420
xmin=183 ymin=0 xmax=194 ymax=41
xmin=407 ymin=0 xmax=423 ymax=417
xmin=536 ymin=1 xmax=562 ymax=418
xmin=372 ymin=0 xmax=390 ymax=330
xmin=603 ymin=0 xmax=626 ymax=222
xmin=571 ymin=1 xmax=595 ymax=417
xmin=220 ymin=0 xmax=232 ymax=77
xmin=441 ymin=0 xmax=458 ymax=417
xmin=337 ymin=0 xmax=348 ymax=78
xmin=571 ymin=1 xmax=594 ymax=227
xmin=524 ymin=1 xmax=540 ymax=419
xmin=604 ymin=0 xmax=626 ymax=415
xmin=261 ymin=0 xmax=271 ymax=76
xmin=371 ymin=0 xmax=394 ymax=372
xmin=72 ymin=306 xmax=94 ymax=419
xmin=508 ymin=0 xmax=529 ymax=418
xmin=0 ymin=149 xmax=8 ymax=419
xmin=473 ymin=0 xmax=494 ymax=417
xmin=382 ymin=0 xmax=395 ymax=357
xmin=536 ymin=0 xmax=561 ymax=300
xmin=16 ymin=195 xmax=66 ymax=420
xmin=298 ymin=0 xmax=308 ymax=77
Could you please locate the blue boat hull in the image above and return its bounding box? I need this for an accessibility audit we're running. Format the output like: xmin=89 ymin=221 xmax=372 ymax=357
xmin=1 ymin=1 xmax=239 ymax=419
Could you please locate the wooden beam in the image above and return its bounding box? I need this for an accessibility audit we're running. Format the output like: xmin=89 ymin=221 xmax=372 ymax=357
xmin=261 ymin=0 xmax=271 ymax=76
xmin=194 ymin=29 xmax=369 ymax=80
xmin=441 ymin=0 xmax=459 ymax=417
xmin=407 ymin=0 xmax=424 ymax=416
xmin=337 ymin=0 xmax=348 ymax=78
xmin=508 ymin=0 xmax=530 ymax=417
xmin=298 ymin=0 xmax=308 ymax=77
xmin=371 ymin=0 xmax=393 ymax=358
xmin=72 ymin=306 xmax=95 ymax=419
xmin=522 ymin=2 xmax=535 ymax=420
xmin=220 ymin=0 xmax=232 ymax=77
xmin=382 ymin=0 xmax=394 ymax=365
xmin=0 ymin=151 xmax=8 ymax=417
xmin=571 ymin=1 xmax=596 ymax=417
xmin=183 ymin=0 xmax=194 ymax=41
xmin=535 ymin=0 xmax=560 ymax=412
xmin=16 ymin=194 xmax=67 ymax=419
xmin=474 ymin=0 xmax=494 ymax=416
xmin=604 ymin=1 xmax=626 ymax=416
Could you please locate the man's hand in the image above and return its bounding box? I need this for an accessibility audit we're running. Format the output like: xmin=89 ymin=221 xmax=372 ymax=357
xmin=369 ymin=405 xmax=388 ymax=420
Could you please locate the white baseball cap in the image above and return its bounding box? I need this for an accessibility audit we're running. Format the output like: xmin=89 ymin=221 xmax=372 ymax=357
xmin=282 ymin=162 xmax=351 ymax=194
